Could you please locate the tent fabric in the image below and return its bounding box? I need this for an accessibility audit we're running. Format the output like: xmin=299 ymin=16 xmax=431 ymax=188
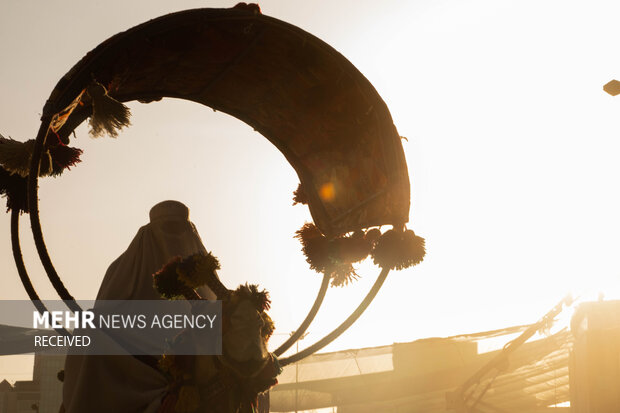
xmin=270 ymin=329 xmax=572 ymax=412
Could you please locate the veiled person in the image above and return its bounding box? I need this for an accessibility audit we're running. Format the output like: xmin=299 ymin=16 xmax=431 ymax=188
xmin=63 ymin=200 xmax=215 ymax=413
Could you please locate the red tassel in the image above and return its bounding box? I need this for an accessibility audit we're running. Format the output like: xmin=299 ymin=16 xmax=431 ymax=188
xmin=371 ymin=229 xmax=426 ymax=270
xmin=49 ymin=145 xmax=83 ymax=176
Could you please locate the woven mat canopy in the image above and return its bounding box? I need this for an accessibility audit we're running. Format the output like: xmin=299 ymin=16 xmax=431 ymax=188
xmin=43 ymin=5 xmax=410 ymax=238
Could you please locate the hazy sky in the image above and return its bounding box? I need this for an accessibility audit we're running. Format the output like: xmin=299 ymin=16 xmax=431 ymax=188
xmin=2 ymin=0 xmax=620 ymax=382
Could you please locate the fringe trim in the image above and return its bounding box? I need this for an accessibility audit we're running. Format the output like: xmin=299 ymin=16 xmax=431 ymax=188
xmin=49 ymin=145 xmax=83 ymax=176
xmin=86 ymin=82 xmax=131 ymax=138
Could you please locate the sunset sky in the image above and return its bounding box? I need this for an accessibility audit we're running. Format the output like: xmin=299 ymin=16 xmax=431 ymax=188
xmin=2 ymin=0 xmax=620 ymax=383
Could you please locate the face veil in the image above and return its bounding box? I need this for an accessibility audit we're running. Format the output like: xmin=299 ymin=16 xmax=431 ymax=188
xmin=96 ymin=200 xmax=216 ymax=301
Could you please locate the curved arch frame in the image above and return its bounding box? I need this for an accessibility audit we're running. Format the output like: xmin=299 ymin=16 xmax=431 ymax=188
xmin=11 ymin=208 xmax=70 ymax=336
xmin=27 ymin=125 xmax=81 ymax=313
xmin=14 ymin=6 xmax=412 ymax=363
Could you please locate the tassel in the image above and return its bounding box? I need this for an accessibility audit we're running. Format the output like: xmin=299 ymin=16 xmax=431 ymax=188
xmin=49 ymin=145 xmax=83 ymax=176
xmin=332 ymin=231 xmax=372 ymax=264
xmin=292 ymin=183 xmax=308 ymax=205
xmin=232 ymin=284 xmax=271 ymax=312
xmin=86 ymin=82 xmax=131 ymax=138
xmin=0 ymin=136 xmax=34 ymax=177
xmin=153 ymin=256 xmax=186 ymax=299
xmin=295 ymin=223 xmax=329 ymax=273
xmin=330 ymin=264 xmax=359 ymax=287
xmin=154 ymin=253 xmax=227 ymax=299
xmin=364 ymin=228 xmax=382 ymax=244
xmin=0 ymin=135 xmax=54 ymax=177
xmin=176 ymin=252 xmax=221 ymax=288
xmin=371 ymin=228 xmax=426 ymax=270
xmin=0 ymin=166 xmax=28 ymax=213
xmin=295 ymin=223 xmax=373 ymax=286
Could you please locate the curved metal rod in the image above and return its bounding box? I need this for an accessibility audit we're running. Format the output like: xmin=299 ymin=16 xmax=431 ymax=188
xmin=274 ymin=272 xmax=330 ymax=357
xmin=12 ymin=209 xmax=46 ymax=310
xmin=279 ymin=267 xmax=390 ymax=366
xmin=27 ymin=124 xmax=81 ymax=313
xmin=11 ymin=209 xmax=70 ymax=336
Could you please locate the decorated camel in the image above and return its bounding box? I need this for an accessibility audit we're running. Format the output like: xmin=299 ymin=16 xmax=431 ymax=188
xmin=1 ymin=3 xmax=425 ymax=412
